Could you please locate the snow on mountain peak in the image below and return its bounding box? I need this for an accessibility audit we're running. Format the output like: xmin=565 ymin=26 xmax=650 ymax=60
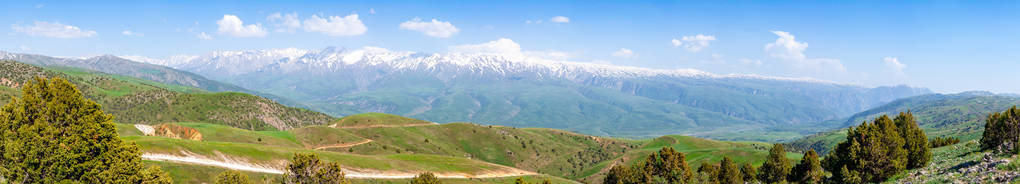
xmin=121 ymin=46 xmax=844 ymax=85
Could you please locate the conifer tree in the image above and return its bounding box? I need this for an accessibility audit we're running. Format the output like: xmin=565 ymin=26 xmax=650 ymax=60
xmin=789 ymin=149 xmax=823 ymax=184
xmin=697 ymin=163 xmax=720 ymax=184
xmin=410 ymin=172 xmax=441 ymax=184
xmin=216 ymin=170 xmax=253 ymax=184
xmin=740 ymin=163 xmax=757 ymax=183
xmin=757 ymin=144 xmax=791 ymax=184
xmin=895 ymin=112 xmax=930 ymax=169
xmin=718 ymin=157 xmax=743 ymax=184
xmin=981 ymin=106 xmax=1020 ymax=151
xmin=0 ymin=77 xmax=171 ymax=183
xmin=283 ymin=153 xmax=347 ymax=184
xmin=643 ymin=147 xmax=693 ymax=183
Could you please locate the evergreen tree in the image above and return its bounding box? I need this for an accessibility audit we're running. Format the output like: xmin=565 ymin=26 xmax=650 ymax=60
xmin=0 ymin=77 xmax=171 ymax=183
xmin=643 ymin=147 xmax=693 ymax=183
xmin=717 ymin=157 xmax=742 ymax=184
xmin=216 ymin=170 xmax=253 ymax=184
xmin=823 ymin=114 xmax=914 ymax=183
xmin=757 ymin=144 xmax=791 ymax=184
xmin=895 ymin=112 xmax=930 ymax=169
xmin=980 ymin=106 xmax=1020 ymax=151
xmin=283 ymin=153 xmax=347 ymax=184
xmin=739 ymin=163 xmax=757 ymax=183
xmin=697 ymin=163 xmax=719 ymax=184
xmin=789 ymin=149 xmax=823 ymax=184
xmin=410 ymin=172 xmax=441 ymax=184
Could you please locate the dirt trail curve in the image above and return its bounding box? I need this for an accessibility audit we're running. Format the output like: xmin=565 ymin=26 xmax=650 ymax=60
xmin=313 ymin=139 xmax=374 ymax=150
xmin=141 ymin=152 xmax=536 ymax=179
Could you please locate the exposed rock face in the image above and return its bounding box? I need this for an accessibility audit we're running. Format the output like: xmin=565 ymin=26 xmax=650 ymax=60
xmin=152 ymin=124 xmax=202 ymax=141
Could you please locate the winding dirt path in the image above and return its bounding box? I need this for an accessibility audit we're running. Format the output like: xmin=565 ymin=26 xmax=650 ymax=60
xmin=313 ymin=139 xmax=374 ymax=150
xmin=140 ymin=152 xmax=536 ymax=179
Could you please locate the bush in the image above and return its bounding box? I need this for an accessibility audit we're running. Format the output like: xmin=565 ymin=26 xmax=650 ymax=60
xmin=823 ymin=112 xmax=930 ymax=183
xmin=410 ymin=172 xmax=441 ymax=184
xmin=930 ymin=136 xmax=960 ymax=148
xmin=283 ymin=153 xmax=347 ymax=184
xmin=215 ymin=170 xmax=252 ymax=184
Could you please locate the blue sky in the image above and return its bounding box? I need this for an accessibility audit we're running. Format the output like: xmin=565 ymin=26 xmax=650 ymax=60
xmin=1 ymin=0 xmax=1018 ymax=93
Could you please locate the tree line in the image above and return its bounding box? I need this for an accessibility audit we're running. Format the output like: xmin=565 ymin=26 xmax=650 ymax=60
xmin=605 ymin=111 xmax=931 ymax=184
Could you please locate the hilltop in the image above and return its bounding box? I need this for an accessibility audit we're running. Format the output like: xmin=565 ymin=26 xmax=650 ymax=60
xmin=0 ymin=60 xmax=335 ymax=130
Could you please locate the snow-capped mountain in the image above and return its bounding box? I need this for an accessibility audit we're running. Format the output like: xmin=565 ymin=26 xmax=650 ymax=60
xmin=125 ymin=47 xmax=931 ymax=139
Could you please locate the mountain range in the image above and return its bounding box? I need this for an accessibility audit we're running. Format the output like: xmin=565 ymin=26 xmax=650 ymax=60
xmin=112 ymin=47 xmax=930 ymax=139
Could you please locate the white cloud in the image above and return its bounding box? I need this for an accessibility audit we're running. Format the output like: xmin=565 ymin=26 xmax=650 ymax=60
xmin=550 ymin=16 xmax=570 ymax=23
xmin=884 ymin=57 xmax=906 ymax=72
xmin=216 ymin=15 xmax=267 ymax=37
xmin=671 ymin=34 xmax=715 ymax=52
xmin=11 ymin=21 xmax=97 ymax=38
xmin=399 ymin=18 xmax=459 ymax=38
xmin=450 ymin=38 xmax=521 ymax=54
xmin=19 ymin=45 xmax=30 ymax=51
xmin=121 ymin=30 xmax=144 ymax=37
xmin=302 ymin=14 xmax=367 ymax=36
xmin=34 ymin=4 xmax=44 ymax=8
xmin=525 ymin=20 xmax=543 ymax=24
xmin=370 ymin=8 xmax=376 ymax=14
xmin=612 ymin=48 xmax=634 ymax=59
xmin=267 ymin=12 xmax=301 ymax=33
xmin=765 ymin=31 xmax=845 ymax=72
xmin=449 ymin=38 xmax=571 ymax=60
xmin=197 ymin=32 xmax=213 ymax=40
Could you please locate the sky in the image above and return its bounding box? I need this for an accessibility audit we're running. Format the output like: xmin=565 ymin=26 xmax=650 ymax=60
xmin=1 ymin=0 xmax=1018 ymax=93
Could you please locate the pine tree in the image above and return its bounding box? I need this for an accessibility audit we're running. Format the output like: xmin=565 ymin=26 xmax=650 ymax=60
xmin=283 ymin=153 xmax=347 ymax=184
xmin=895 ymin=112 xmax=930 ymax=169
xmin=643 ymin=147 xmax=693 ymax=183
xmin=718 ymin=157 xmax=743 ymax=184
xmin=757 ymin=143 xmax=791 ymax=184
xmin=740 ymin=163 xmax=757 ymax=183
xmin=410 ymin=172 xmax=441 ymax=184
xmin=0 ymin=77 xmax=171 ymax=183
xmin=823 ymin=114 xmax=917 ymax=183
xmin=981 ymin=106 xmax=1020 ymax=151
xmin=789 ymin=149 xmax=823 ymax=184
xmin=216 ymin=170 xmax=253 ymax=184
xmin=698 ymin=163 xmax=720 ymax=184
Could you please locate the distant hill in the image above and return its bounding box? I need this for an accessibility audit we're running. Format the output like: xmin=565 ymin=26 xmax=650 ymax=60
xmin=0 ymin=60 xmax=335 ymax=130
xmin=787 ymin=92 xmax=1020 ymax=154
xmin=124 ymin=47 xmax=931 ymax=140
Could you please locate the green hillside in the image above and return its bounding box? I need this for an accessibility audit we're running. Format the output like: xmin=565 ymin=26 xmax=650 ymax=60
xmin=788 ymin=92 xmax=1020 ymax=154
xmin=0 ymin=60 xmax=336 ymax=130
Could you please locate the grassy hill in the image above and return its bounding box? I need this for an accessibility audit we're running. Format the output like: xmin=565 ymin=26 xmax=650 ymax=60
xmin=124 ymin=112 xmax=803 ymax=183
xmin=787 ymin=92 xmax=1020 ymax=154
xmin=0 ymin=60 xmax=336 ymax=130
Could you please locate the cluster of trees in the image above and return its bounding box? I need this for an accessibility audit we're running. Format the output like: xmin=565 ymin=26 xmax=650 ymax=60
xmin=822 ymin=112 xmax=930 ymax=183
xmin=605 ymin=111 xmax=931 ymax=184
xmin=0 ymin=77 xmax=172 ymax=183
xmin=930 ymin=136 xmax=960 ymax=148
xmin=980 ymin=106 xmax=1020 ymax=152
xmin=604 ymin=144 xmax=822 ymax=184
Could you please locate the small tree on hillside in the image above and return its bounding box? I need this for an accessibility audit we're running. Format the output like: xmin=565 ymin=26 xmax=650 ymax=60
xmin=643 ymin=147 xmax=693 ymax=183
xmin=757 ymin=143 xmax=791 ymax=184
xmin=981 ymin=106 xmax=1020 ymax=151
xmin=411 ymin=172 xmax=441 ymax=184
xmin=216 ymin=170 xmax=253 ymax=184
xmin=824 ymin=114 xmax=915 ymax=183
xmin=789 ymin=149 xmax=823 ymax=184
xmin=718 ymin=157 xmax=743 ymax=184
xmin=0 ymin=77 xmax=171 ymax=183
xmin=895 ymin=111 xmax=930 ymax=169
xmin=283 ymin=153 xmax=347 ymax=184
xmin=697 ymin=162 xmax=720 ymax=184
xmin=740 ymin=163 xmax=757 ymax=183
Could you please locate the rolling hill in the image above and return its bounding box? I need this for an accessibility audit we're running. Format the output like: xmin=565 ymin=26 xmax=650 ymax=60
xmin=0 ymin=60 xmax=335 ymax=130
xmin=787 ymin=92 xmax=1020 ymax=154
xmin=125 ymin=47 xmax=930 ymax=140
